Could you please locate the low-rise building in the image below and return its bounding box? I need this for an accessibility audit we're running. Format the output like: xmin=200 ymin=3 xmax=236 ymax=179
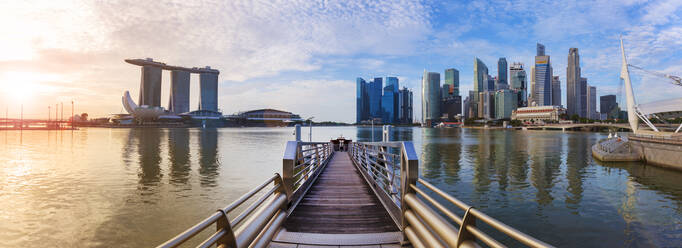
xmin=226 ymin=109 xmax=303 ymax=127
xmin=511 ymin=106 xmax=565 ymax=123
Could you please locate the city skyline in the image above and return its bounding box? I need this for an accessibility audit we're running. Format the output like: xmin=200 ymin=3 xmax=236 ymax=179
xmin=1 ymin=1 xmax=681 ymax=123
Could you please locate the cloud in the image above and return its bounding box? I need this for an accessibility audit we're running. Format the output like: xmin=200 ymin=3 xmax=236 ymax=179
xmin=640 ymin=0 xmax=682 ymax=25
xmin=0 ymin=0 xmax=433 ymax=120
xmin=89 ymin=0 xmax=432 ymax=81
xmin=1 ymin=0 xmax=680 ymax=122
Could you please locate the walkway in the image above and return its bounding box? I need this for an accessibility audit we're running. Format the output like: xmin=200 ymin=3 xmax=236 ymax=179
xmin=271 ymin=151 xmax=400 ymax=247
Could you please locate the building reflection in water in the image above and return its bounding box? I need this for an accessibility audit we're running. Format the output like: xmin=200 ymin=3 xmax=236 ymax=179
xmin=491 ymin=131 xmax=513 ymax=191
xmin=419 ymin=128 xmax=461 ymax=185
xmin=471 ymin=130 xmax=494 ymax=194
xmin=507 ymin=132 xmax=530 ymax=189
xmin=168 ymin=129 xmax=191 ymax=185
xmin=528 ymin=132 xmax=563 ymax=206
xmin=198 ymin=128 xmax=220 ymax=187
xmin=564 ymin=133 xmax=589 ymax=210
xmin=134 ymin=128 xmax=163 ymax=187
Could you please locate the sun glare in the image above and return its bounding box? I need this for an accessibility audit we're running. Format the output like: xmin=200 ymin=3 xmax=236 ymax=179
xmin=0 ymin=72 xmax=53 ymax=103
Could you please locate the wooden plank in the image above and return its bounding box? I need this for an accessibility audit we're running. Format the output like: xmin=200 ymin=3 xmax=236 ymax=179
xmin=283 ymin=152 xmax=399 ymax=234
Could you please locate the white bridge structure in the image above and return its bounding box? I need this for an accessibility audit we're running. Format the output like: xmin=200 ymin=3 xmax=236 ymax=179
xmin=620 ymin=39 xmax=682 ymax=134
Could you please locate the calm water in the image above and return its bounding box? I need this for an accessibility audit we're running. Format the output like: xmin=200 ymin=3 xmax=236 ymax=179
xmin=0 ymin=127 xmax=680 ymax=247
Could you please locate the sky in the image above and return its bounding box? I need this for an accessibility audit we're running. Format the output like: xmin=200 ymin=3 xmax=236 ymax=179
xmin=0 ymin=0 xmax=681 ymax=122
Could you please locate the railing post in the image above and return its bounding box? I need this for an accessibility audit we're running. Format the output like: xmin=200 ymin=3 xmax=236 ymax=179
xmin=294 ymin=124 xmax=301 ymax=141
xmin=382 ymin=125 xmax=392 ymax=142
xmin=315 ymin=145 xmax=321 ymax=173
xmin=282 ymin=141 xmax=298 ymax=201
xmin=400 ymin=141 xmax=419 ymax=241
xmin=216 ymin=209 xmax=237 ymax=248
xmin=456 ymin=207 xmax=478 ymax=247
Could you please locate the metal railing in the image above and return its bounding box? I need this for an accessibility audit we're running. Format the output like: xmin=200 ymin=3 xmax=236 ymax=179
xmin=282 ymin=141 xmax=334 ymax=210
xmin=157 ymin=174 xmax=287 ymax=248
xmin=158 ymin=141 xmax=334 ymax=248
xmin=349 ymin=141 xmax=405 ymax=226
xmin=350 ymin=141 xmax=554 ymax=248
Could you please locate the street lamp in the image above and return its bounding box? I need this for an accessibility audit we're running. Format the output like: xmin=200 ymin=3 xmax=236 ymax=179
xmin=307 ymin=116 xmax=314 ymax=142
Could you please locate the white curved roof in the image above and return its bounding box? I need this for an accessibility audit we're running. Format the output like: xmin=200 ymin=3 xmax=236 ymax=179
xmin=122 ymin=91 xmax=138 ymax=114
xmin=637 ymin=98 xmax=682 ymax=115
xmin=121 ymin=91 xmax=165 ymax=118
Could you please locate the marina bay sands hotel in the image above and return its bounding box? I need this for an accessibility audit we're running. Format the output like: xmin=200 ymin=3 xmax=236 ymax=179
xmin=125 ymin=58 xmax=220 ymax=114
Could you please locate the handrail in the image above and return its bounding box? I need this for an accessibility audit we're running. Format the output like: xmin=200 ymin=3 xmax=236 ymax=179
xmin=158 ymin=140 xmax=334 ymax=248
xmin=157 ymin=173 xmax=286 ymax=248
xmin=282 ymin=141 xmax=334 ymax=209
xmin=350 ymin=141 xmax=554 ymax=248
xmin=158 ymin=139 xmax=551 ymax=248
xmin=348 ymin=141 xmax=416 ymax=228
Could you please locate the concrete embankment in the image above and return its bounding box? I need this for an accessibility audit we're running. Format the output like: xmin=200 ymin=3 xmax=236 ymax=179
xmin=628 ymin=135 xmax=682 ymax=171
xmin=591 ymin=137 xmax=641 ymax=162
xmin=593 ymin=135 xmax=682 ymax=171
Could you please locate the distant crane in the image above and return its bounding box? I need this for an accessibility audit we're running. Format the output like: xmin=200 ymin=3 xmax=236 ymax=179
xmin=628 ymin=64 xmax=682 ymax=86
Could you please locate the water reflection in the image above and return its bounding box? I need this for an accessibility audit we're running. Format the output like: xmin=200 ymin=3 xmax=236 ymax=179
xmin=135 ymin=129 xmax=163 ymax=187
xmin=469 ymin=130 xmax=495 ymax=195
xmin=198 ymin=128 xmax=220 ymax=187
xmin=2 ymin=127 xmax=682 ymax=247
xmin=420 ymin=128 xmax=462 ymax=185
xmin=528 ymin=133 xmax=563 ymax=206
xmin=507 ymin=132 xmax=529 ymax=189
xmin=168 ymin=129 xmax=191 ymax=185
xmin=565 ymin=134 xmax=590 ymax=210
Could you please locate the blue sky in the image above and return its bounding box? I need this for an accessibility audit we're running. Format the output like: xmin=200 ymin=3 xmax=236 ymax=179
xmin=1 ymin=0 xmax=681 ymax=122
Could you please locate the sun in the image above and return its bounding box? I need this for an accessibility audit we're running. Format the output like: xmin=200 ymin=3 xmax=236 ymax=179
xmin=0 ymin=72 xmax=45 ymax=103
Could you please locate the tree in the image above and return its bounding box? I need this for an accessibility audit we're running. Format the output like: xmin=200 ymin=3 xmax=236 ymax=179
xmin=80 ymin=113 xmax=88 ymax=121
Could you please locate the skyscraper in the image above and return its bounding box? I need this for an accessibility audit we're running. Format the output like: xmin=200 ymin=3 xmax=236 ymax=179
xmin=474 ymin=58 xmax=488 ymax=93
xmin=600 ymin=95 xmax=617 ymax=119
xmin=356 ymin=78 xmax=369 ymax=123
xmin=398 ymin=87 xmax=413 ymax=124
xmin=444 ymin=68 xmax=460 ymax=96
xmin=385 ymin=76 xmax=399 ymax=123
xmin=441 ymin=85 xmax=450 ymax=99
xmin=368 ymin=78 xmax=383 ymax=119
xmin=421 ymin=70 xmax=441 ymax=126
xmin=442 ymin=96 xmax=462 ymax=121
xmin=551 ymin=76 xmax=561 ymax=106
xmin=139 ymin=65 xmax=162 ymax=107
xmin=199 ymin=71 xmax=219 ymax=112
xmin=169 ymin=70 xmax=190 ymax=114
xmin=566 ymin=48 xmax=582 ymax=117
xmin=478 ymin=91 xmax=495 ymax=119
xmin=534 ymin=43 xmax=552 ymax=106
xmin=487 ymin=74 xmax=495 ymax=91
xmin=537 ymin=43 xmax=545 ymax=56
xmin=587 ymin=85 xmax=597 ymax=119
xmin=495 ymin=89 xmax=517 ymax=119
xmin=580 ymin=77 xmax=587 ymax=117
xmin=463 ymin=96 xmax=470 ymax=120
xmin=509 ymin=62 xmax=527 ymax=107
xmin=529 ymin=65 xmax=536 ymax=105
xmin=498 ymin=57 xmax=507 ymax=86
xmin=381 ymin=84 xmax=397 ymax=123
xmin=468 ymin=90 xmax=478 ymax=119
xmin=386 ymin=77 xmax=399 ymax=93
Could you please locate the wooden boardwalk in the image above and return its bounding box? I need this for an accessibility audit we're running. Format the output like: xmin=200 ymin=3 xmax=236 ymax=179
xmin=283 ymin=151 xmax=398 ymax=233
xmin=272 ymin=151 xmax=400 ymax=247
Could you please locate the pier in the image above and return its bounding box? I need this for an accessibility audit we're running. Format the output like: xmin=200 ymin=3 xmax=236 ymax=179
xmin=0 ymin=118 xmax=75 ymax=130
xmin=157 ymin=138 xmax=553 ymax=248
